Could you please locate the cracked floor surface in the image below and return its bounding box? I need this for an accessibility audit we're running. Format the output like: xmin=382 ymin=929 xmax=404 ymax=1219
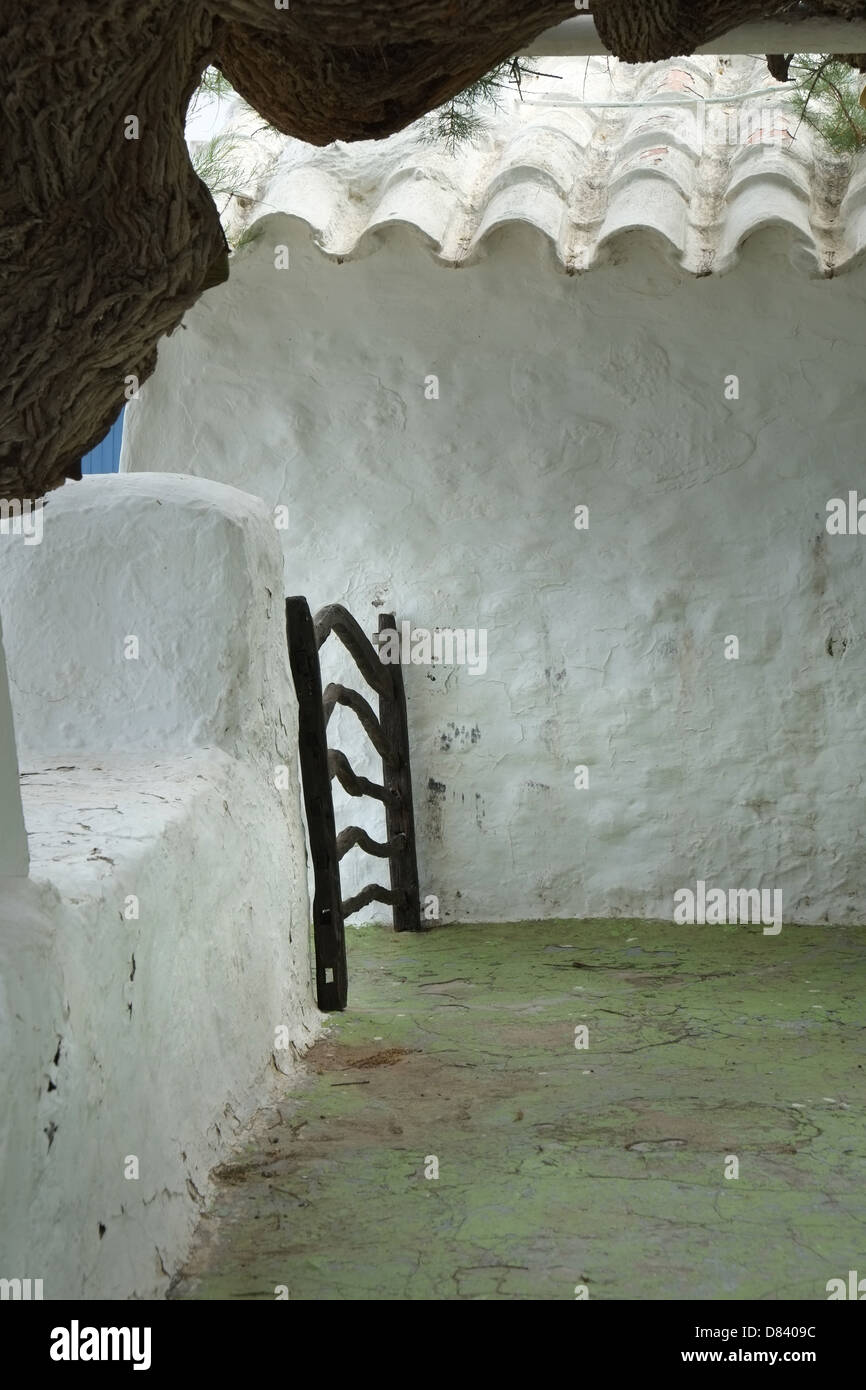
xmin=170 ymin=920 xmax=866 ymax=1300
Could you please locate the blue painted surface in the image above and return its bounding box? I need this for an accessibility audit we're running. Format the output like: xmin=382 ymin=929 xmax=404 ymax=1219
xmin=81 ymin=408 xmax=124 ymax=474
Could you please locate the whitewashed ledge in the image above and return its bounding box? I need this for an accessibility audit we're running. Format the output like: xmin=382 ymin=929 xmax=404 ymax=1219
xmin=0 ymin=474 xmax=319 ymax=1299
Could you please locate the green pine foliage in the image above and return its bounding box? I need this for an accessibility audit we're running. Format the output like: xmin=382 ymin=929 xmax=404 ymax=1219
xmin=419 ymin=59 xmax=547 ymax=153
xmin=787 ymin=55 xmax=866 ymax=152
xmin=419 ymin=58 xmax=544 ymax=152
xmin=189 ymin=68 xmax=265 ymax=248
xmin=190 ymin=131 xmax=246 ymax=202
xmin=196 ymin=66 xmax=234 ymax=102
xmin=420 ymin=62 xmax=512 ymax=152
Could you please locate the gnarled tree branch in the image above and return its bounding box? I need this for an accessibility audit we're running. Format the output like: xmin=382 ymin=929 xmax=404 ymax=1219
xmin=4 ymin=1 xmax=866 ymax=501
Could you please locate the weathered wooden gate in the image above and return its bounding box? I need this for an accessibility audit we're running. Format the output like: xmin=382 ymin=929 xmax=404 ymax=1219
xmin=286 ymin=598 xmax=423 ymax=1012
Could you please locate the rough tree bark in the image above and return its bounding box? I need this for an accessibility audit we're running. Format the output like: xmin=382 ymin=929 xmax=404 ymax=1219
xmin=0 ymin=3 xmax=225 ymax=502
xmin=2 ymin=1 xmax=866 ymax=501
xmin=593 ymin=0 xmax=866 ymax=63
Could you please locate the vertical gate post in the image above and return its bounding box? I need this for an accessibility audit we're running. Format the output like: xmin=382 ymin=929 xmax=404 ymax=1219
xmin=286 ymin=596 xmax=348 ymax=1010
xmin=378 ymin=612 xmax=423 ymax=932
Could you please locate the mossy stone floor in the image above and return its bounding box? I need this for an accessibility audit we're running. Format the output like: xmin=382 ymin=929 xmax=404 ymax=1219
xmin=170 ymin=920 xmax=866 ymax=1300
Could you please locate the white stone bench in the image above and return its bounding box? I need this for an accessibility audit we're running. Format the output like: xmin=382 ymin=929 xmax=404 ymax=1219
xmin=0 ymin=473 xmax=315 ymax=1299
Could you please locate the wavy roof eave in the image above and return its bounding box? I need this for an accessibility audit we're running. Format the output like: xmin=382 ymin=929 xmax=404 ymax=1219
xmin=224 ymin=55 xmax=866 ymax=280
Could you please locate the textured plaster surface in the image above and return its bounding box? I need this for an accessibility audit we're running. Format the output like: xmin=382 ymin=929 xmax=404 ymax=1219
xmin=123 ymin=231 xmax=866 ymax=925
xmin=0 ymin=616 xmax=27 ymax=874
xmin=171 ymin=921 xmax=866 ymax=1301
xmin=0 ymin=475 xmax=318 ymax=1298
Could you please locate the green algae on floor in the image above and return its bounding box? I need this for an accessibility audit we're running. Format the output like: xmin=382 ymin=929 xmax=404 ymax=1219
xmin=170 ymin=920 xmax=866 ymax=1301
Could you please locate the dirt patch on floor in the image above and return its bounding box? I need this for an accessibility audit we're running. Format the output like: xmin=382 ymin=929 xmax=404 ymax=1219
xmin=345 ymin=1047 xmax=413 ymax=1069
xmin=308 ymin=1043 xmax=414 ymax=1072
xmin=544 ymin=1099 xmax=806 ymax=1153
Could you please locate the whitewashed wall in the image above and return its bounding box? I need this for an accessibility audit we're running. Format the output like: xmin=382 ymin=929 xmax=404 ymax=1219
xmin=0 ymin=474 xmax=316 ymax=1299
xmin=0 ymin=616 xmax=28 ymax=876
xmin=123 ymin=228 xmax=866 ymax=926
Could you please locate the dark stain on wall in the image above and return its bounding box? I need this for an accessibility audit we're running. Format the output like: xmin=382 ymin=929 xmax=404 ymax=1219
xmin=438 ymin=723 xmax=481 ymax=751
xmin=426 ymin=778 xmax=447 ymax=841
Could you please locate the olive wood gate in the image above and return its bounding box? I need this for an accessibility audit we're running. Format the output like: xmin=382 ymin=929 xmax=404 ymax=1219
xmin=286 ymin=598 xmax=423 ymax=1012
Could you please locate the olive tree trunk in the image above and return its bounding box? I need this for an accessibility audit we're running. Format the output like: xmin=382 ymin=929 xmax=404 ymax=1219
xmin=2 ymin=1 xmax=861 ymax=500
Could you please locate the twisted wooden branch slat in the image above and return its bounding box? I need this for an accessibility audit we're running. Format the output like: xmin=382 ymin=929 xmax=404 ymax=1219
xmin=341 ymin=883 xmax=403 ymax=919
xmin=336 ymin=825 xmax=406 ymax=861
xmin=322 ymin=681 xmax=388 ymax=758
xmin=328 ymin=748 xmax=395 ymax=805
xmin=313 ymin=604 xmax=391 ymax=695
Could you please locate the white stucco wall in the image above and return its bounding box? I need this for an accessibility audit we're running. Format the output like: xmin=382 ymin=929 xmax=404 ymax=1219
xmin=0 ymin=474 xmax=316 ymax=1299
xmin=122 ymin=228 xmax=866 ymax=926
xmin=0 ymin=616 xmax=28 ymax=876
